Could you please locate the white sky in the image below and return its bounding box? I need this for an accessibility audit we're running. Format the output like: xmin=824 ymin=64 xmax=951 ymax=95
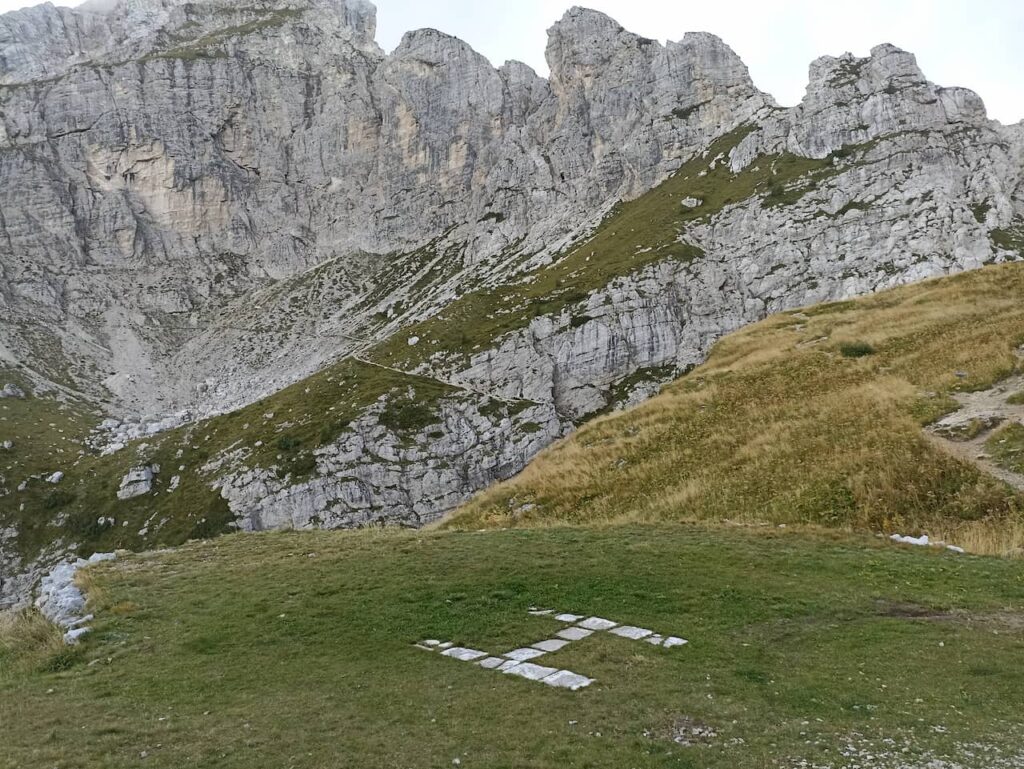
xmin=1 ymin=0 xmax=1020 ymax=124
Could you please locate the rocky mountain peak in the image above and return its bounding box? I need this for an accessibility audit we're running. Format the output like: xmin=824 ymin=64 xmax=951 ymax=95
xmin=546 ymin=6 xmax=649 ymax=83
xmin=789 ymin=42 xmax=992 ymax=157
xmin=0 ymin=0 xmax=379 ymax=84
xmin=392 ymin=26 xmax=485 ymax=65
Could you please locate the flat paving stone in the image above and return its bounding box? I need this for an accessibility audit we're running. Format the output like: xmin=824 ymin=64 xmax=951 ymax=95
xmin=557 ymin=626 xmax=594 ymax=641
xmin=663 ymin=636 xmax=688 ymax=648
xmin=504 ymin=662 xmax=559 ymax=682
xmin=645 ymin=634 xmax=665 ymax=645
xmin=437 ymin=642 xmax=454 ymax=649
xmin=498 ymin=659 xmax=522 ymax=672
xmin=543 ymin=670 xmax=595 ymax=690
xmin=423 ymin=640 xmax=442 ymax=647
xmin=528 ymin=608 xmax=554 ymax=616
xmin=441 ymin=647 xmax=488 ymax=662
xmin=479 ymin=657 xmax=505 ymax=669
xmin=504 ymin=647 xmax=547 ymax=662
xmin=578 ymin=617 xmax=618 ymax=631
xmin=555 ymin=613 xmax=584 ymax=622
xmin=609 ymin=625 xmax=653 ymax=640
xmin=532 ymin=639 xmax=570 ymax=652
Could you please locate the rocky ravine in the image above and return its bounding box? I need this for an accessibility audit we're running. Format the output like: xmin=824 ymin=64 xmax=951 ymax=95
xmin=1 ymin=0 xmax=1022 ymax=607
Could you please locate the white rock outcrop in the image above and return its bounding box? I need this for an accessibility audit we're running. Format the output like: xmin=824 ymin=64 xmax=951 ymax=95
xmin=35 ymin=553 xmax=116 ymax=644
xmin=0 ymin=383 xmax=25 ymax=398
xmin=116 ymin=466 xmax=155 ymax=500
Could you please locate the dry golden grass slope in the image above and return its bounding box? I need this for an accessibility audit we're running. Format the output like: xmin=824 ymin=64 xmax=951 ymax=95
xmin=444 ymin=263 xmax=1024 ymax=555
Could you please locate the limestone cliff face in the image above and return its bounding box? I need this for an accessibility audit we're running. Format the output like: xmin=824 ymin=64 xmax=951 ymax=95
xmin=0 ymin=1 xmax=767 ymax=416
xmin=1 ymin=1 xmax=1022 ymax=607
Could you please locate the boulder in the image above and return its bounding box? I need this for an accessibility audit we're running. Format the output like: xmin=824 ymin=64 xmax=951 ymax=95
xmin=116 ymin=466 xmax=155 ymax=500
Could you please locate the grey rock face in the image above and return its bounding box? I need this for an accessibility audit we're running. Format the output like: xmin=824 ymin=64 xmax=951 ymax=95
xmin=211 ymin=391 xmax=563 ymax=531
xmin=0 ymin=0 xmax=767 ymax=417
xmin=0 ymin=383 xmax=25 ymax=398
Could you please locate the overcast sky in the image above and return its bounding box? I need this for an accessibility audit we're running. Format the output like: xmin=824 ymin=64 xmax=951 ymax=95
xmin=2 ymin=0 xmax=1020 ymax=123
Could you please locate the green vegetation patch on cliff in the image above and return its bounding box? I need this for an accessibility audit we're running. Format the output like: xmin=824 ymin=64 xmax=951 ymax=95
xmin=448 ymin=263 xmax=1024 ymax=556
xmin=369 ymin=126 xmax=854 ymax=372
xmin=3 ymin=525 xmax=1024 ymax=768
xmin=1 ymin=358 xmax=464 ymax=565
xmin=992 ymin=221 xmax=1024 ymax=256
xmin=143 ymin=8 xmax=305 ymax=61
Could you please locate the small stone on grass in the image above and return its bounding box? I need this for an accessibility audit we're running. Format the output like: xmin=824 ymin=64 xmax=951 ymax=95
xmin=441 ymin=647 xmax=487 ymax=662
xmin=543 ymin=670 xmax=595 ymax=690
xmin=557 ymin=626 xmax=594 ymax=641
xmin=504 ymin=662 xmax=559 ymax=682
xmin=532 ymin=639 xmax=570 ymax=652
xmin=504 ymin=647 xmax=547 ymax=662
xmin=555 ymin=613 xmax=583 ymax=623
xmin=609 ymin=625 xmax=653 ymax=640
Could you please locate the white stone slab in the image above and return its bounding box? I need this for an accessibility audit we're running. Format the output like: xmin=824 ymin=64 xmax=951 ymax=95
xmin=609 ymin=625 xmax=653 ymax=640
xmin=423 ymin=639 xmax=442 ymax=647
xmin=504 ymin=647 xmax=547 ymax=662
xmin=543 ymin=670 xmax=595 ymax=690
xmin=555 ymin=613 xmax=583 ymax=623
xmin=532 ymin=639 xmax=570 ymax=652
xmin=441 ymin=647 xmax=487 ymax=662
xmin=663 ymin=636 xmax=688 ymax=648
xmin=645 ymin=634 xmax=664 ymax=646
xmin=438 ymin=642 xmax=454 ymax=650
xmin=578 ymin=617 xmax=617 ymax=631
xmin=498 ymin=659 xmax=521 ymax=672
xmin=557 ymin=626 xmax=594 ymax=641
xmin=504 ymin=662 xmax=559 ymax=681
xmin=479 ymin=657 xmax=505 ymax=669
xmin=528 ymin=608 xmax=554 ymax=616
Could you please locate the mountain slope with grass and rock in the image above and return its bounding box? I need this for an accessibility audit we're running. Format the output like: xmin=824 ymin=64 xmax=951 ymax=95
xmin=2 ymin=0 xmax=1024 ymax=608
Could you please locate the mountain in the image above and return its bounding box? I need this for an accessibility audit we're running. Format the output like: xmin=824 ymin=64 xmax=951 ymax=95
xmin=1 ymin=0 xmax=1023 ymax=607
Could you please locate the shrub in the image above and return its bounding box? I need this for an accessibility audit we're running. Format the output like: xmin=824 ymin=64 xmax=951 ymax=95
xmin=379 ymin=396 xmax=437 ymax=433
xmin=839 ymin=341 xmax=875 ymax=358
xmin=43 ymin=491 xmax=76 ymax=511
xmin=276 ymin=436 xmax=301 ymax=452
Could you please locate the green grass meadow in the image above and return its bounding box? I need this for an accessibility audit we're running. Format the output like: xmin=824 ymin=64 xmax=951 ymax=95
xmin=3 ymin=525 xmax=1023 ymax=768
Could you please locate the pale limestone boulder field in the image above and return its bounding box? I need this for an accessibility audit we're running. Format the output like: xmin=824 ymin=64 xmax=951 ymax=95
xmin=0 ymin=0 xmax=1022 ymax=606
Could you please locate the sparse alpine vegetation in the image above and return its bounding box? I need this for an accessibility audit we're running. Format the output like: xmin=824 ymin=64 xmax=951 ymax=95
xmin=447 ymin=263 xmax=1024 ymax=556
xmin=367 ymin=126 xmax=862 ymax=373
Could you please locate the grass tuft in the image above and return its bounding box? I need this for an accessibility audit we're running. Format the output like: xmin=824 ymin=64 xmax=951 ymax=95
xmin=838 ymin=340 xmax=876 ymax=358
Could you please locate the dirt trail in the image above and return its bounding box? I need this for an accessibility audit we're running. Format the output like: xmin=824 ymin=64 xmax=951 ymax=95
xmin=925 ymin=373 xmax=1024 ymax=491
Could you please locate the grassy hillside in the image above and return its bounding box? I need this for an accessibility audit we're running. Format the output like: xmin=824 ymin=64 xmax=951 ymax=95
xmin=3 ymin=357 xmax=541 ymax=569
xmin=446 ymin=263 xmax=1024 ymax=555
xmin=1 ymin=123 xmax=871 ymax=572
xmin=3 ymin=525 xmax=1024 ymax=769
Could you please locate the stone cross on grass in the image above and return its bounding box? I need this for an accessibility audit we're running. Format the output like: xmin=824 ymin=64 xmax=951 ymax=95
xmin=415 ymin=608 xmax=688 ymax=691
